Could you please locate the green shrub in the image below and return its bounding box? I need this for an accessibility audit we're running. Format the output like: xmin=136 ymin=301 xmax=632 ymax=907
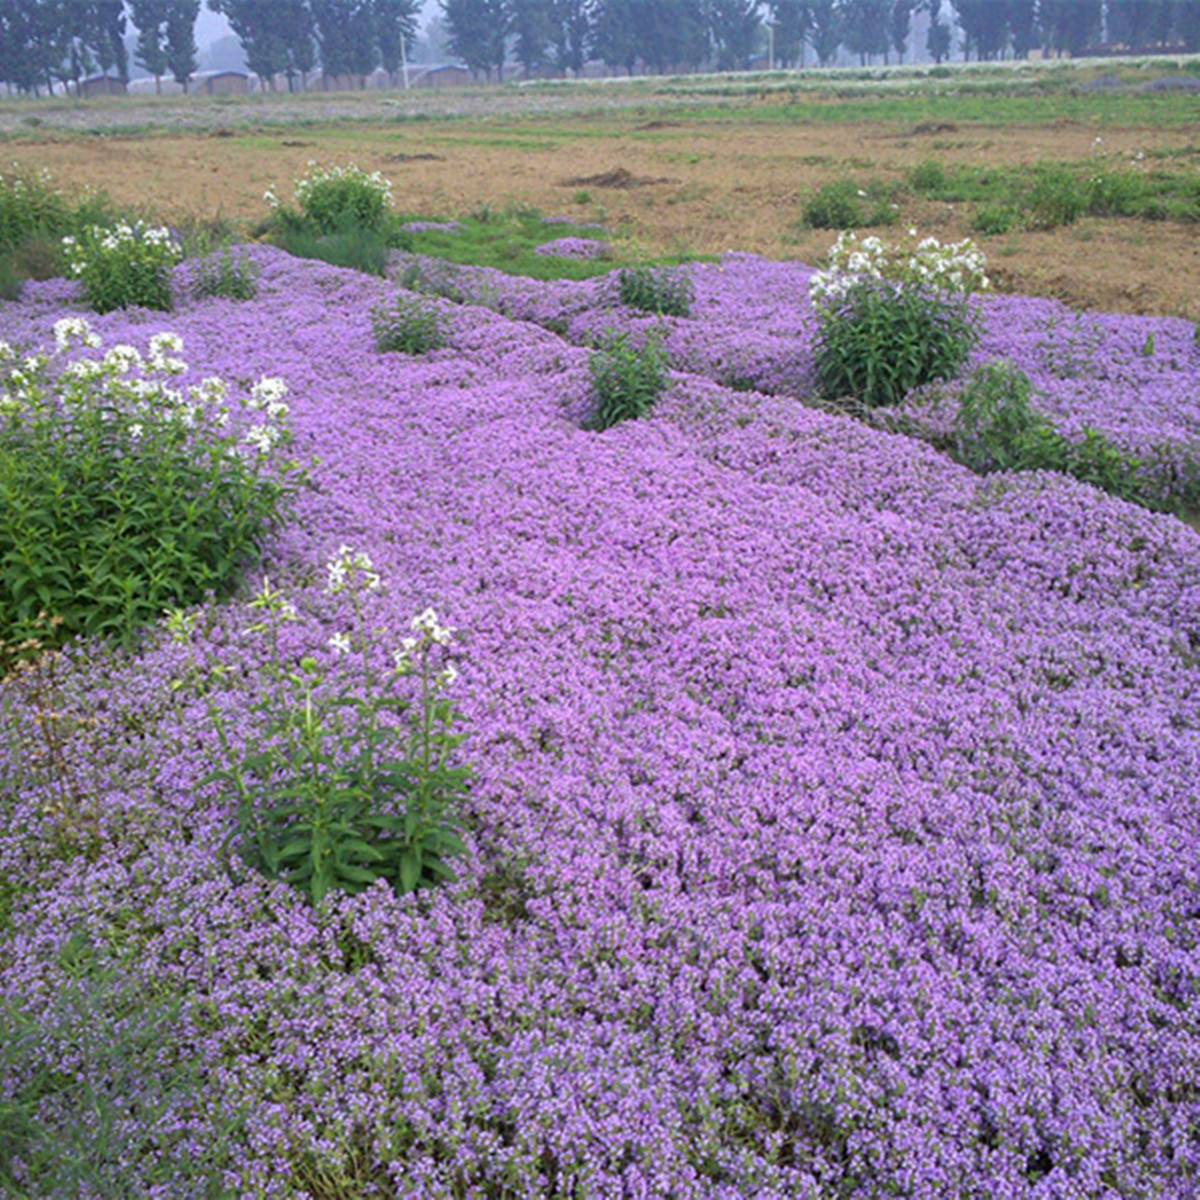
xmin=1084 ymin=170 xmax=1146 ymax=217
xmin=0 ymin=320 xmax=298 ymax=655
xmin=1024 ymin=167 xmax=1085 ymax=230
xmin=0 ymin=255 xmax=19 ymax=302
xmin=801 ymin=180 xmax=863 ymax=229
xmin=199 ymin=568 xmax=469 ymax=906
xmin=588 ymin=331 xmax=669 ymax=430
xmin=372 ymin=291 xmax=447 ymax=354
xmin=0 ymin=167 xmax=68 ymax=252
xmin=972 ymin=204 xmax=1021 ymax=235
xmin=617 ymin=264 xmax=694 ymax=316
xmin=909 ymin=159 xmax=949 ymax=193
xmin=63 ymin=221 xmax=181 ymax=313
xmin=814 ymin=279 xmax=979 ymax=408
xmin=274 ymin=219 xmax=390 ymax=276
xmin=190 ymin=246 xmax=259 ymax=301
xmin=290 ymin=162 xmax=393 ymax=233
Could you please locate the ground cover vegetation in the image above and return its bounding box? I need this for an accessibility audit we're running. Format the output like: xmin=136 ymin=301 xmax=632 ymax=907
xmin=1 ymin=152 xmax=1199 ymax=1195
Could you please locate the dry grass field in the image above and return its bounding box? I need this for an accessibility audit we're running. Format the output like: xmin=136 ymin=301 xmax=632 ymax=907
xmin=4 ymin=62 xmax=1200 ymax=316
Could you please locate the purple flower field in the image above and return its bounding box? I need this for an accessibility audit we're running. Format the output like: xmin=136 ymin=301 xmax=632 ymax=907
xmin=392 ymin=251 xmax=1200 ymax=502
xmin=2 ymin=246 xmax=1199 ymax=1198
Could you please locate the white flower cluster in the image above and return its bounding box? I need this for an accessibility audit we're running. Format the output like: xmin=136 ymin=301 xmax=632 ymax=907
xmin=810 ymin=230 xmax=989 ymax=311
xmin=392 ymin=607 xmax=457 ymax=684
xmin=293 ymin=160 xmax=393 ymax=208
xmin=62 ymin=221 xmax=181 ymax=278
xmin=3 ymin=318 xmax=290 ymax=461
xmin=325 ymin=544 xmax=382 ymax=595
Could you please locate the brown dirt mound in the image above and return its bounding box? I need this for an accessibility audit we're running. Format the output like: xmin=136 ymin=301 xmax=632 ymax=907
xmin=562 ymin=167 xmax=674 ymax=188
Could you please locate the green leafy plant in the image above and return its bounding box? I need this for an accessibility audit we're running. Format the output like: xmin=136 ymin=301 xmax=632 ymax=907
xmin=197 ymin=558 xmax=470 ymax=906
xmin=271 ymin=162 xmax=394 ymax=234
xmin=814 ymin=278 xmax=979 ymax=408
xmin=0 ymin=167 xmax=68 ymax=252
xmin=950 ymin=360 xmax=1152 ymax=506
xmin=908 ymin=159 xmax=948 ymax=193
xmin=372 ymin=291 xmax=447 ymax=354
xmin=62 ymin=221 xmax=181 ymax=313
xmin=190 ymin=246 xmax=259 ymax=301
xmin=801 ymin=179 xmax=898 ymax=230
xmin=972 ymin=204 xmax=1021 ymax=236
xmin=617 ymin=264 xmax=694 ymax=316
xmin=1024 ymin=166 xmax=1085 ymax=230
xmin=588 ymin=331 xmax=669 ymax=430
xmin=0 ymin=320 xmax=299 ymax=654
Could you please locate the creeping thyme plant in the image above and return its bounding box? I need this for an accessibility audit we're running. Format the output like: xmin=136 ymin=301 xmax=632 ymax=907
xmin=62 ymin=221 xmax=181 ymax=313
xmin=810 ymin=230 xmax=988 ymax=407
xmin=0 ymin=318 xmax=298 ymax=656
xmin=191 ymin=548 xmax=470 ymax=907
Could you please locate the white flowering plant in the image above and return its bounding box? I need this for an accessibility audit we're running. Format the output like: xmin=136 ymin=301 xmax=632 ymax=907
xmin=809 ymin=231 xmax=988 ymax=408
xmin=63 ymin=221 xmax=182 ymax=313
xmin=0 ymin=318 xmax=300 ymax=653
xmin=267 ymin=161 xmax=394 ymax=235
xmin=195 ymin=559 xmax=470 ymax=906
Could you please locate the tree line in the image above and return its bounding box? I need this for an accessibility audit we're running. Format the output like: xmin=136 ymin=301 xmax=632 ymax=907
xmin=2 ymin=0 xmax=1199 ymax=95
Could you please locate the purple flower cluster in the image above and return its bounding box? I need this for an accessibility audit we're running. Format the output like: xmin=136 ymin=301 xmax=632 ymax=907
xmin=534 ymin=237 xmax=613 ymax=260
xmin=400 ymin=220 xmax=462 ymax=235
xmin=386 ymin=252 xmax=1200 ymax=498
xmin=1 ymin=246 xmax=1198 ymax=1198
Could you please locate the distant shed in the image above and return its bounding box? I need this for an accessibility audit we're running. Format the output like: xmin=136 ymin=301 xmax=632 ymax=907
xmin=79 ymin=74 xmax=127 ymax=98
xmin=204 ymin=70 xmax=251 ymax=95
xmin=415 ymin=64 xmax=472 ymax=89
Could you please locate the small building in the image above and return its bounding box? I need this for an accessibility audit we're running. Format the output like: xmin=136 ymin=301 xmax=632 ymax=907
xmin=204 ymin=70 xmax=251 ymax=95
xmin=414 ymin=64 xmax=473 ymax=89
xmin=79 ymin=74 xmax=127 ymax=98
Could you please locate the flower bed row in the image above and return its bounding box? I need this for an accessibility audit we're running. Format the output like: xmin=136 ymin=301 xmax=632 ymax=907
xmin=1 ymin=246 xmax=1198 ymax=1197
xmin=388 ymin=249 xmax=1200 ymax=504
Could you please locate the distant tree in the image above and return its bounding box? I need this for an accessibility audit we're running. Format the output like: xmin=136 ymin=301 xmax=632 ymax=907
xmin=373 ymin=0 xmax=419 ymax=82
xmin=952 ymin=0 xmax=1008 ymax=59
xmin=708 ymin=0 xmax=761 ymax=69
xmin=804 ymin=0 xmax=842 ymax=63
xmin=1108 ymin=0 xmax=1174 ymax=48
xmin=90 ymin=0 xmax=129 ymax=80
xmin=925 ymin=0 xmax=950 ymax=61
xmin=312 ymin=0 xmax=378 ymax=81
xmin=512 ymin=0 xmax=553 ymax=74
xmin=591 ymin=0 xmax=640 ymax=74
xmin=131 ymin=0 xmax=168 ymax=91
xmin=841 ymin=0 xmax=890 ymax=62
xmin=440 ymin=0 xmax=510 ymax=79
xmin=767 ymin=0 xmax=811 ymax=66
xmin=1039 ymin=0 xmax=1100 ymax=55
xmin=284 ymin=0 xmax=317 ymax=88
xmin=888 ymin=0 xmax=913 ymax=61
xmin=1006 ymin=0 xmax=1037 ymax=57
xmin=208 ymin=0 xmax=289 ymax=87
xmin=1179 ymin=0 xmax=1200 ymax=50
xmin=547 ymin=0 xmax=591 ymax=76
xmin=164 ymin=0 xmax=199 ymax=90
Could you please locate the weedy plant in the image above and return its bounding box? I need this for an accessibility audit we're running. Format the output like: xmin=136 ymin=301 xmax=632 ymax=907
xmin=62 ymin=221 xmax=181 ymax=313
xmin=190 ymin=246 xmax=259 ymax=302
xmin=191 ymin=554 xmax=470 ymax=906
xmin=950 ymin=360 xmax=1153 ymax=507
xmin=810 ymin=230 xmax=987 ymax=407
xmin=617 ymin=264 xmax=694 ymax=317
xmin=0 ymin=320 xmax=299 ymax=654
xmin=1036 ymin=313 xmax=1104 ymax=379
xmin=801 ymin=180 xmax=898 ymax=230
xmin=372 ymin=291 xmax=447 ymax=354
xmin=588 ymin=331 xmax=669 ymax=431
